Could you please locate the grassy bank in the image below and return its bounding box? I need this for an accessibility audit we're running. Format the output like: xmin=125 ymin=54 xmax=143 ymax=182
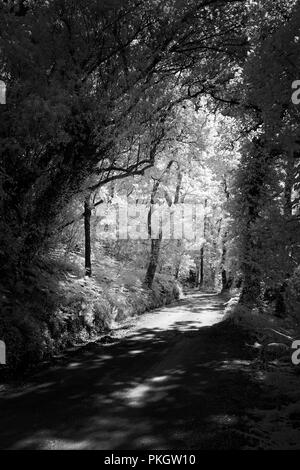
xmin=0 ymin=252 xmax=182 ymax=372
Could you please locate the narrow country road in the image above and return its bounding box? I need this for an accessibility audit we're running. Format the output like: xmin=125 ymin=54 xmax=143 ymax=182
xmin=0 ymin=291 xmax=267 ymax=450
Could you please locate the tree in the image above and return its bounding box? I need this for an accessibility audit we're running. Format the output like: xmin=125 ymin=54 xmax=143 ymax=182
xmin=0 ymin=0 xmax=253 ymax=278
xmin=228 ymin=0 xmax=300 ymax=308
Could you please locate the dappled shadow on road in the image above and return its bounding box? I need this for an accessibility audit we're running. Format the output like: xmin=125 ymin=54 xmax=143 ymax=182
xmin=0 ymin=303 xmax=272 ymax=450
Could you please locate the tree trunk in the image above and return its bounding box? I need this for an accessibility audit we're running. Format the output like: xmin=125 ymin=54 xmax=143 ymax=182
xmin=220 ymin=230 xmax=232 ymax=292
xmin=239 ymin=139 xmax=269 ymax=306
xmin=221 ymin=232 xmax=228 ymax=291
xmin=199 ymin=198 xmax=208 ymax=289
xmin=240 ymin=214 xmax=263 ymax=305
xmin=174 ymin=241 xmax=182 ymax=280
xmin=144 ymin=236 xmax=162 ymax=288
xmin=271 ymin=147 xmax=295 ymax=314
xmin=199 ymin=246 xmax=204 ymax=288
xmin=240 ymin=266 xmax=261 ymax=305
xmin=195 ymin=265 xmax=199 ymax=288
xmin=221 ymin=268 xmax=228 ymax=291
xmin=84 ymin=194 xmax=92 ymax=277
xmin=220 ymin=178 xmax=231 ymax=293
xmin=172 ymin=170 xmax=183 ymax=280
xmin=174 ymin=265 xmax=180 ymax=280
xmin=144 ymin=160 xmax=176 ymax=288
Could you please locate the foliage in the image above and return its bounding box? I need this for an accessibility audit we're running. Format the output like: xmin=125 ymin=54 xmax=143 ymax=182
xmin=0 ymin=250 xmax=180 ymax=370
xmin=2 ymin=0 xmax=300 ymax=369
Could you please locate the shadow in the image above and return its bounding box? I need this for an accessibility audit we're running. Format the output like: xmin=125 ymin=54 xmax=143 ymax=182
xmin=0 ymin=310 xmax=276 ymax=450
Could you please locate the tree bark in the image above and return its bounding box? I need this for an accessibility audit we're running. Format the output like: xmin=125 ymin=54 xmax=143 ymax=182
xmin=144 ymin=235 xmax=162 ymax=288
xmin=239 ymin=138 xmax=269 ymax=306
xmin=240 ymin=266 xmax=261 ymax=305
xmin=199 ymin=198 xmax=208 ymax=289
xmin=220 ymin=177 xmax=231 ymax=292
xmin=174 ymin=239 xmax=182 ymax=280
xmin=220 ymin=230 xmax=232 ymax=292
xmin=144 ymin=161 xmax=175 ymax=288
xmin=172 ymin=169 xmax=183 ymax=280
xmin=84 ymin=194 xmax=92 ymax=277
xmin=199 ymin=246 xmax=204 ymax=288
xmin=271 ymin=146 xmax=295 ymax=314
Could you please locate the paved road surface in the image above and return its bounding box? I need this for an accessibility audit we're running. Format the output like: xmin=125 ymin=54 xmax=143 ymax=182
xmin=0 ymin=291 xmax=266 ymax=450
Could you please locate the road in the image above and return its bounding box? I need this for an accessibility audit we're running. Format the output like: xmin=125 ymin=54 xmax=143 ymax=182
xmin=0 ymin=291 xmax=266 ymax=450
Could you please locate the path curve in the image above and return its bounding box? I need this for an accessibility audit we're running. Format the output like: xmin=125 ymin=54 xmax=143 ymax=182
xmin=0 ymin=291 xmax=266 ymax=450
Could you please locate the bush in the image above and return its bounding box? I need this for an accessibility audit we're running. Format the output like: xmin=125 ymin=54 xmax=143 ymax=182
xmin=223 ymin=295 xmax=275 ymax=331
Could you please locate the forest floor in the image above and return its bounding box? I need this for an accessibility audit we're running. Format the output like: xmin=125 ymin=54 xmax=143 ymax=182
xmin=0 ymin=290 xmax=300 ymax=450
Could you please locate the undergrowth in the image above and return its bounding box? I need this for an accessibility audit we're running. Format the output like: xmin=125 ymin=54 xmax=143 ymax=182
xmin=0 ymin=252 xmax=182 ymax=371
